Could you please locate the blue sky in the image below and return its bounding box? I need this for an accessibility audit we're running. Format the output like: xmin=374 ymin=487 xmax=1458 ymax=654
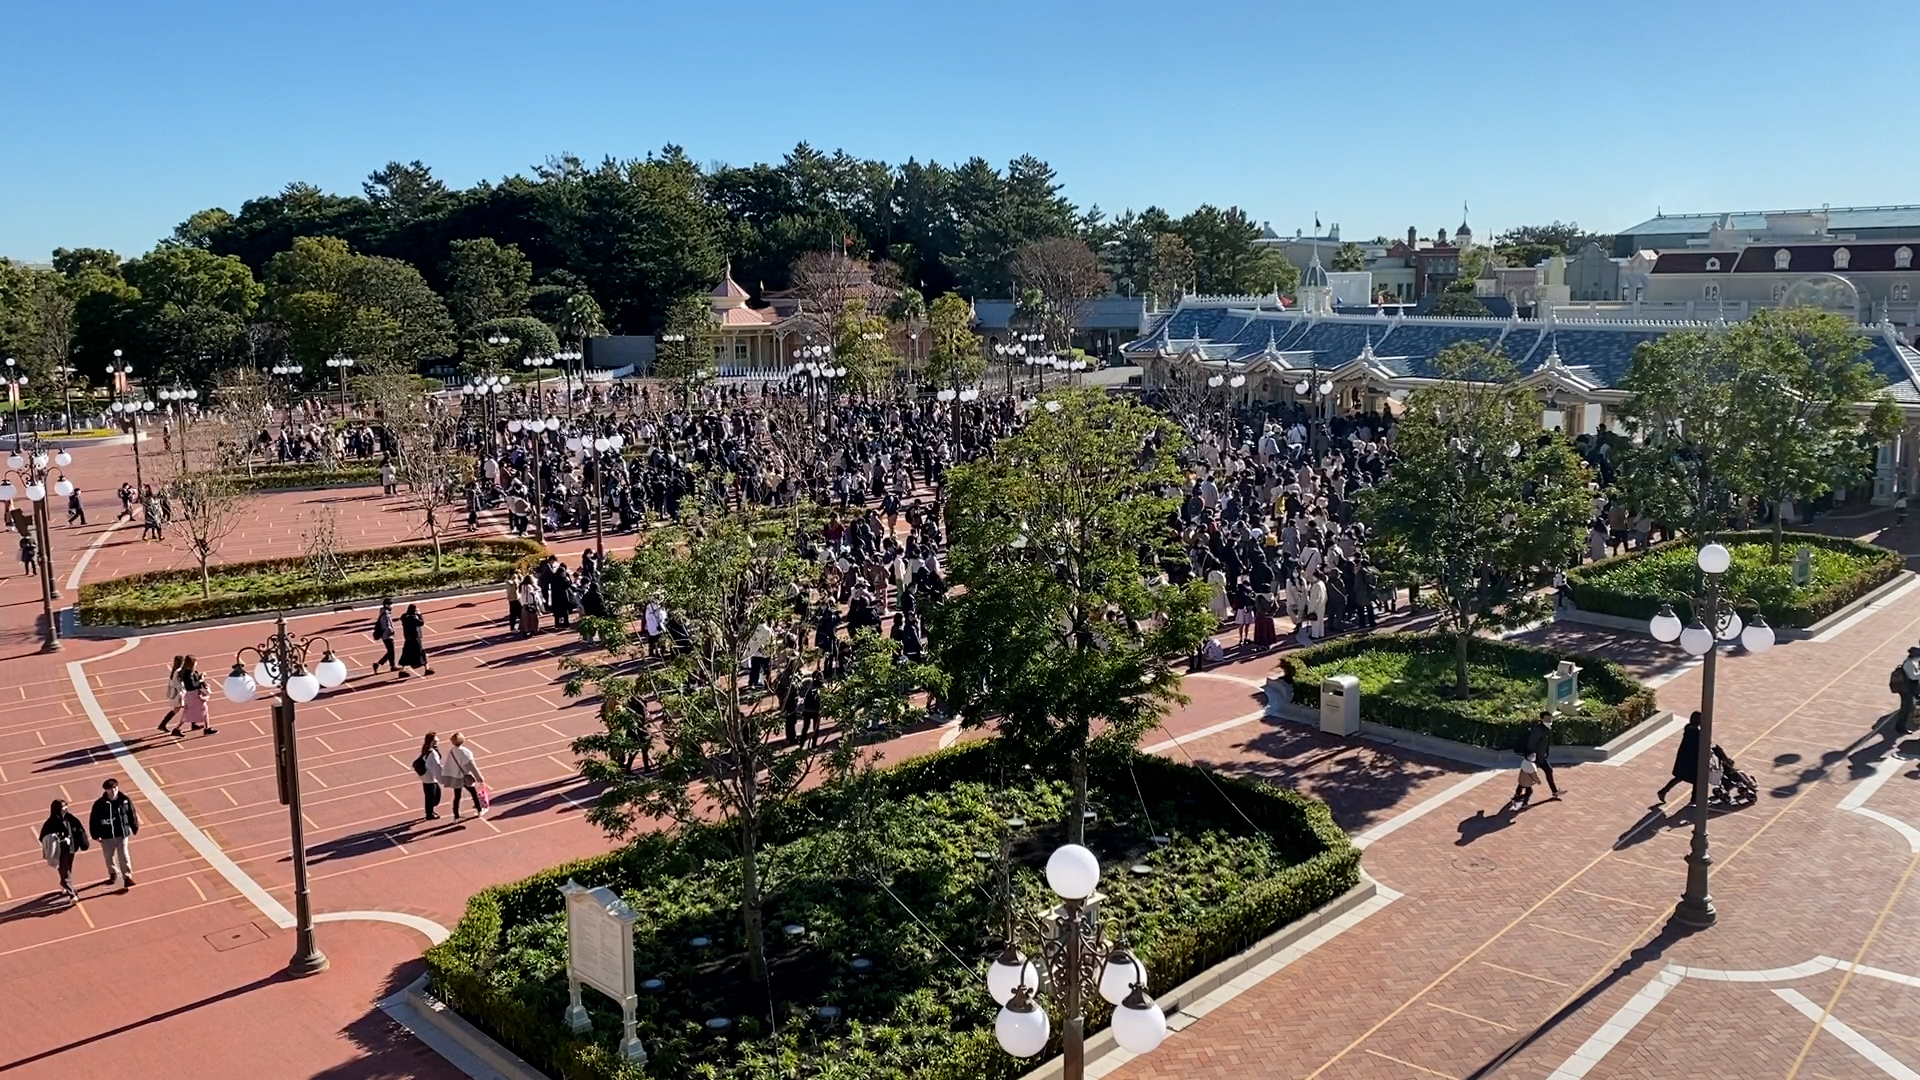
xmin=4 ymin=0 xmax=1914 ymax=262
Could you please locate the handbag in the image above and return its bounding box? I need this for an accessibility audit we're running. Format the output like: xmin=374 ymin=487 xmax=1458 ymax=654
xmin=474 ymin=783 xmax=492 ymax=810
xmin=1518 ymin=759 xmax=1541 ymax=787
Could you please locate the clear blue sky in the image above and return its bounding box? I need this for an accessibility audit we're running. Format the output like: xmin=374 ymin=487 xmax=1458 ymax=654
xmin=4 ymin=0 xmax=1914 ymax=263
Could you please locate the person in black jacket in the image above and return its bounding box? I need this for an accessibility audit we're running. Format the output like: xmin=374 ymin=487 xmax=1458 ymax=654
xmin=89 ymin=778 xmax=139 ymax=889
xmin=370 ymin=598 xmax=396 ymax=674
xmin=1525 ymin=711 xmax=1564 ymax=800
xmin=39 ymin=799 xmax=90 ymax=901
xmin=1657 ymin=711 xmax=1704 ymax=805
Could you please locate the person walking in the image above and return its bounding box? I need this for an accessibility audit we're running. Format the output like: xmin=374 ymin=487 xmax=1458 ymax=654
xmin=89 ymin=778 xmax=139 ymax=889
xmin=414 ymin=731 xmax=444 ymax=820
xmin=155 ymin=655 xmax=185 ymax=732
xmin=140 ymin=496 xmax=163 ymax=541
xmin=370 ymin=598 xmax=397 ymax=674
xmin=167 ymin=655 xmax=216 ymax=736
xmin=19 ymin=530 xmax=37 ymax=577
xmin=66 ymin=486 xmax=85 ymax=526
xmin=38 ymin=798 xmax=89 ymax=902
xmin=1657 ymin=711 xmax=1704 ymax=805
xmin=116 ymin=482 xmax=135 ymax=523
xmin=1523 ymin=710 xmax=1564 ymax=800
xmin=440 ymin=732 xmax=486 ymax=819
xmin=380 ymin=455 xmax=397 ymax=496
xmin=397 ymin=603 xmax=434 ymax=678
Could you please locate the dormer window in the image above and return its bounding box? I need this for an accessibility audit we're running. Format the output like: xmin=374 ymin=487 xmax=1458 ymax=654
xmin=1774 ymin=249 xmax=1792 ymax=271
xmin=1898 ymin=247 xmax=1913 ymax=269
xmin=1705 ymin=257 xmax=1721 ymax=271
xmin=1834 ymin=248 xmax=1851 ymax=270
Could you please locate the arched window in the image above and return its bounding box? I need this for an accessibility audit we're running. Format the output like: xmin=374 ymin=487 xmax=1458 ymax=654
xmin=1834 ymin=248 xmax=1852 ymax=270
xmin=1774 ymin=249 xmax=1792 ymax=270
xmin=1705 ymin=257 xmax=1721 ymax=271
xmin=1704 ymin=283 xmax=1721 ymax=301
xmin=1896 ymin=283 xmax=1913 ymax=302
xmin=1898 ymin=247 xmax=1914 ymax=269
xmin=1773 ymin=283 xmax=1788 ymax=302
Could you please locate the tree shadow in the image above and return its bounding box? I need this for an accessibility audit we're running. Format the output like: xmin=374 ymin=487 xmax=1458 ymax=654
xmin=1202 ymin=722 xmax=1458 ymax=831
xmin=1508 ymin=623 xmax=1683 ymax=681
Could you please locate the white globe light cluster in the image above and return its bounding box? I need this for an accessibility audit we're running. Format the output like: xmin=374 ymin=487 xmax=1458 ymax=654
xmin=1646 ymin=544 xmax=1774 ymax=657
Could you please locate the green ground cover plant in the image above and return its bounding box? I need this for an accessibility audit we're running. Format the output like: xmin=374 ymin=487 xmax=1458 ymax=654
xmin=1566 ymin=530 xmax=1898 ymax=628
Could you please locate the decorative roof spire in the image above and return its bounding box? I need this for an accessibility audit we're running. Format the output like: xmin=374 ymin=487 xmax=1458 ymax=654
xmin=1543 ymin=335 xmax=1563 ymax=369
xmin=1358 ymin=331 xmax=1376 ymax=363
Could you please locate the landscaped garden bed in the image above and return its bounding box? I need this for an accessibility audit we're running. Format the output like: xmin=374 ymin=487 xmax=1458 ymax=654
xmin=1566 ymin=530 xmax=1900 ymax=628
xmin=222 ymin=460 xmax=382 ymax=493
xmin=1289 ymin=631 xmax=1656 ymax=750
xmin=425 ymin=741 xmax=1359 ymax=1080
xmin=77 ymin=537 xmax=541 ymax=626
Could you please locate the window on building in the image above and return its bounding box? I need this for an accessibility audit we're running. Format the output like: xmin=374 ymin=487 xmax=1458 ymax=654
xmin=1774 ymin=249 xmax=1792 ymax=270
xmin=1896 ymin=283 xmax=1912 ymax=302
xmin=1705 ymin=257 xmax=1721 ymax=271
xmin=1898 ymin=247 xmax=1914 ymax=269
xmin=1704 ymin=283 xmax=1720 ymax=301
xmin=735 ymin=342 xmax=749 ymax=361
xmin=1834 ymin=247 xmax=1852 ymax=270
xmin=1773 ymin=283 xmax=1788 ymax=302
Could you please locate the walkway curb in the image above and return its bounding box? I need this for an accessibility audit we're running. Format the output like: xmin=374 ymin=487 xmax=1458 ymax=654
xmin=381 ymin=974 xmax=546 ymax=1080
xmin=1018 ymin=875 xmax=1384 ymax=1080
xmin=1264 ymin=701 xmax=1676 ymax=770
xmin=67 ymin=579 xmax=515 ymax=639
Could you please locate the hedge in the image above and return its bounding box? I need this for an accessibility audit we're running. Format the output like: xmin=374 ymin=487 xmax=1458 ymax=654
xmin=423 ymin=740 xmax=1359 ymax=1080
xmin=1289 ymin=631 xmax=1657 ymax=749
xmin=77 ymin=537 xmax=542 ymax=627
xmin=222 ymin=461 xmax=382 ymax=493
xmin=1566 ymin=529 xmax=1900 ymax=628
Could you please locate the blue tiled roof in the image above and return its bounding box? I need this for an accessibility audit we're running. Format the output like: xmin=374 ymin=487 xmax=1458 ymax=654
xmin=1501 ymin=328 xmax=1544 ymax=365
xmin=1860 ymin=336 xmax=1911 ymax=386
xmin=1288 ymin=323 xmax=1380 ymax=365
xmin=1375 ymin=324 xmax=1505 ymax=370
xmin=1536 ymin=330 xmax=1669 ymax=387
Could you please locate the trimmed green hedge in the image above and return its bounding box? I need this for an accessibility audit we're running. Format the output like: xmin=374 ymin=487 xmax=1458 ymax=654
xmin=77 ymin=538 xmax=542 ymax=627
xmin=1566 ymin=530 xmax=1900 ymax=628
xmin=424 ymin=740 xmax=1359 ymax=1080
xmin=1289 ymin=631 xmax=1657 ymax=749
xmin=223 ymin=461 xmax=382 ymax=493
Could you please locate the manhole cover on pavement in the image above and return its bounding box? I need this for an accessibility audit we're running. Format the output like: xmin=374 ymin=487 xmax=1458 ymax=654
xmin=1451 ymin=856 xmax=1497 ymax=875
xmin=205 ymin=923 xmax=270 ymax=952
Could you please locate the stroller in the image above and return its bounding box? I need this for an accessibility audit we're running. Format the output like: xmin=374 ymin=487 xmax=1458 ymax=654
xmin=1709 ymin=745 xmax=1758 ymax=808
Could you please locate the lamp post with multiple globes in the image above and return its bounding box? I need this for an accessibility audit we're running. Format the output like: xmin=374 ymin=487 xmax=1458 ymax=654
xmin=325 ymin=354 xmax=355 ymax=417
xmin=1646 ymin=541 xmax=1773 ymax=927
xmin=107 ymin=352 xmax=153 ymax=496
xmin=159 ymin=382 xmax=199 ymax=467
xmin=0 ymin=441 xmax=74 ymax=652
xmin=461 ymin=373 xmax=510 ymax=451
xmin=222 ymin=615 xmax=350 ymax=977
xmin=790 ymin=343 xmax=842 ymax=426
xmin=987 ymin=843 xmax=1168 ymax=1078
xmin=508 ymin=414 xmax=559 ymax=543
xmin=566 ymin=430 xmax=625 ymax=558
xmin=270 ymin=362 xmax=304 ymax=424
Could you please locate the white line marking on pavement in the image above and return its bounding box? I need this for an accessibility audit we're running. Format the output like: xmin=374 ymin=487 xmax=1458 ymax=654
xmin=1774 ymin=987 xmax=1920 ymax=1079
xmin=1141 ymin=709 xmax=1267 ymax=755
xmin=1813 ymin=574 xmax=1920 ymax=644
xmin=1837 ymin=750 xmax=1920 ymax=851
xmin=1545 ymin=967 xmax=1681 ymax=1079
xmin=65 ymin=519 xmax=126 ymax=592
xmin=1186 ymin=670 xmax=1266 ymax=689
xmin=1354 ymin=769 xmax=1504 ymax=850
xmin=314 ymin=910 xmax=448 ymax=945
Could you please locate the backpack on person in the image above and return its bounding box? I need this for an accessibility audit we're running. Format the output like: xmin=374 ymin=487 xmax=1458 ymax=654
xmin=41 ymin=832 xmax=61 ymax=867
xmin=412 ymin=755 xmax=427 ymax=777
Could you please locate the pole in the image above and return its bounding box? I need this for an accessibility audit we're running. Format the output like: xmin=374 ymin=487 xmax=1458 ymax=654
xmin=1676 ymin=584 xmax=1719 ymax=927
xmin=35 ymin=495 xmax=58 ymax=652
xmin=275 ymin=620 xmax=328 ymax=976
xmin=1062 ymin=896 xmax=1086 ymax=1080
xmin=130 ymin=410 xmax=145 ymax=498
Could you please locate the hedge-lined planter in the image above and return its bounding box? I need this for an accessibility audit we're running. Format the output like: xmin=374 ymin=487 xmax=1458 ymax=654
xmin=221 ymin=461 xmax=383 ymax=493
xmin=77 ymin=538 xmax=542 ymax=627
xmin=424 ymin=741 xmax=1359 ymax=1080
xmin=1566 ymin=530 xmax=1900 ymax=628
xmin=1289 ymin=631 xmax=1656 ymax=749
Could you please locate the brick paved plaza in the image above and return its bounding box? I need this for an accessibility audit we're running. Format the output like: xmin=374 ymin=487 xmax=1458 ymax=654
xmin=1 ymin=437 xmax=1916 ymax=1079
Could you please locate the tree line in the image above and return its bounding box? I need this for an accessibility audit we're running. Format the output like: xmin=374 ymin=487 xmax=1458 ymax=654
xmin=1 ymin=144 xmax=1305 ymax=395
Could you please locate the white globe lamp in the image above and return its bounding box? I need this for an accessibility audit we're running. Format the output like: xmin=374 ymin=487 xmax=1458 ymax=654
xmin=986 ymin=947 xmax=1038 ymax=1006
xmin=1678 ymin=620 xmax=1714 ymax=657
xmin=0 ymin=482 xmax=15 ymax=502
xmin=222 ymin=664 xmax=256 ymax=703
xmin=1696 ymin=542 xmax=1731 ymax=576
xmin=994 ymin=991 xmax=1051 ymax=1058
xmin=1718 ymin=609 xmax=1744 ymax=644
xmin=1045 ymin=843 xmax=1101 ymax=900
xmin=1110 ymin=988 xmax=1169 ymax=1055
xmin=1098 ymin=946 xmax=1146 ymax=1006
xmin=54 ymin=479 xmax=73 ymax=498
xmin=1742 ymin=614 xmax=1775 ymax=654
xmin=54 ymin=451 xmax=70 ymax=467
xmin=1648 ymin=604 xmax=1683 ymax=643
xmin=285 ymin=669 xmax=322 ymax=703
xmin=24 ymin=482 xmax=44 ymax=502
xmin=314 ymin=651 xmax=348 ymax=688
xmin=253 ymin=660 xmax=280 ymax=689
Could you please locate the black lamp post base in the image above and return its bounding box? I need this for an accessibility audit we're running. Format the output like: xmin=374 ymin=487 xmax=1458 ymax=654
xmin=288 ymin=946 xmax=330 ymax=978
xmin=40 ymin=637 xmax=62 ymax=653
xmin=1674 ymin=896 xmax=1717 ymax=927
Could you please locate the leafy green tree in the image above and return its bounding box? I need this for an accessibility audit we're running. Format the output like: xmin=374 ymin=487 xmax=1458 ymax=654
xmin=554 ymin=290 xmax=605 ymax=347
xmin=1331 ymin=242 xmax=1368 ymax=272
xmin=834 ymin=300 xmax=895 ymax=394
xmin=651 ymin=292 xmax=714 ymax=389
xmin=122 ymin=247 xmax=264 ymax=382
xmin=1615 ymin=308 xmax=1900 ymax=558
xmin=441 ymin=238 xmax=532 ymax=331
xmin=1147 ymin=232 xmax=1197 ymax=307
xmin=1175 ymin=205 xmax=1297 ymax=296
xmin=1359 ymin=344 xmax=1593 ymax=695
xmin=1429 ymin=291 xmax=1492 ymax=317
xmin=922 ymin=291 xmax=982 ymax=388
xmin=560 ymin=507 xmax=848 ymax=987
xmin=466 ymin=317 xmax=557 ymax=374
xmin=932 ymin=389 xmax=1213 ymax=842
xmin=266 ymin=237 xmax=454 ymax=376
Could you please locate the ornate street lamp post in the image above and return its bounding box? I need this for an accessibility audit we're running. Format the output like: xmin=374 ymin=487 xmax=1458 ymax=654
xmin=222 ymin=616 xmax=351 ymax=977
xmin=987 ymin=843 xmax=1168 ymax=1078
xmin=1647 ymin=541 xmax=1774 ymax=926
xmin=326 ymin=354 xmax=355 ymax=417
xmin=0 ymin=441 xmax=74 ymax=652
xmin=508 ymin=414 xmax=559 ymax=543
xmin=107 ymin=352 xmax=151 ymax=497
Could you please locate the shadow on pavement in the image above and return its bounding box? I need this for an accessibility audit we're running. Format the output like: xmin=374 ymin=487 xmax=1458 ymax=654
xmin=0 ymin=970 xmax=291 ymax=1072
xmin=1198 ymin=722 xmax=1457 ymax=831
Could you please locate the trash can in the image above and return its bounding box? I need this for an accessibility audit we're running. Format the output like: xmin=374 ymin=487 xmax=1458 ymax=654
xmin=1320 ymin=674 xmax=1360 ymax=735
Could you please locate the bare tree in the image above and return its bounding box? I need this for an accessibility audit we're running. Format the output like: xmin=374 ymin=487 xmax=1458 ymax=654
xmin=1010 ymin=237 xmax=1110 ymax=348
xmin=786 ymin=251 xmax=896 ymax=347
xmin=165 ymin=425 xmax=251 ymax=599
xmin=366 ymin=370 xmax=468 ymax=570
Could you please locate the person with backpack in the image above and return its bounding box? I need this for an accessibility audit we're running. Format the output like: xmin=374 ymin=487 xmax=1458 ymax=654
xmin=1892 ymin=645 xmax=1920 ymax=735
xmin=370 ymin=598 xmax=397 ymax=675
xmin=89 ymin=778 xmax=139 ymax=889
xmin=412 ymin=731 xmax=444 ymax=820
xmin=39 ymin=798 xmax=89 ymax=902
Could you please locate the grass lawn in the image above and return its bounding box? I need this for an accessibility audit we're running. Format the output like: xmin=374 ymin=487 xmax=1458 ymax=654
xmin=1568 ymin=530 xmax=1900 ymax=627
xmin=1291 ymin=632 xmax=1655 ymax=749
xmin=429 ymin=744 xmax=1357 ymax=1080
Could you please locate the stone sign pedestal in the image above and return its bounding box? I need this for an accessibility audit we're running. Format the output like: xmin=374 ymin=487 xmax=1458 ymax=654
xmin=559 ymin=879 xmax=646 ymax=1063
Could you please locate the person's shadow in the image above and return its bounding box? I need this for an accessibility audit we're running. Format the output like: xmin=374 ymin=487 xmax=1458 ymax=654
xmin=1456 ymin=808 xmax=1514 ymax=846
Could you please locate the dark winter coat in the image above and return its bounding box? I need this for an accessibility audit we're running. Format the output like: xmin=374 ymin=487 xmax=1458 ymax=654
xmin=89 ymin=792 xmax=139 ymax=840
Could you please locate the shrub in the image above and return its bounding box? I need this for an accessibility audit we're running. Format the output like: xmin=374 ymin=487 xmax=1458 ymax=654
xmin=423 ymin=740 xmax=1358 ymax=1080
xmin=1288 ymin=631 xmax=1656 ymax=749
xmin=77 ymin=538 xmax=542 ymax=626
xmin=1566 ymin=530 xmax=1899 ymax=628
xmin=223 ymin=461 xmax=382 ymax=493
